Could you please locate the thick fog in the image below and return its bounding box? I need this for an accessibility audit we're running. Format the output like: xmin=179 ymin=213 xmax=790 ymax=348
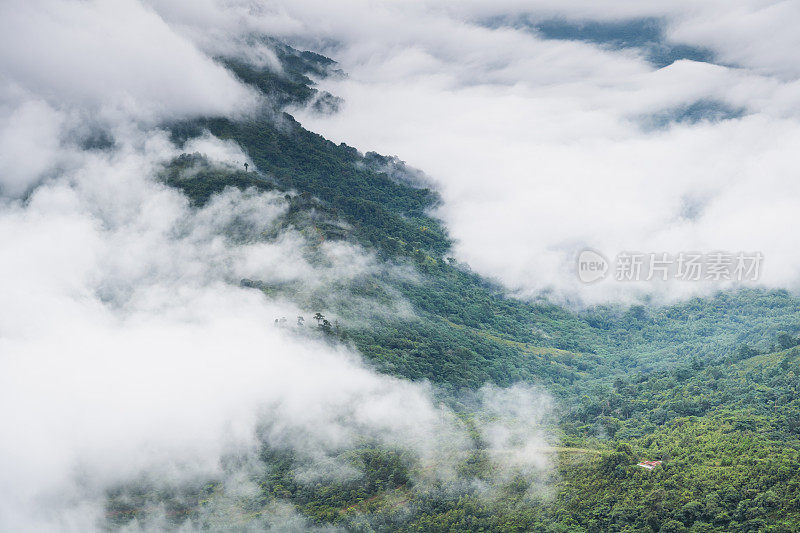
xmin=0 ymin=1 xmax=558 ymax=529
xmin=235 ymin=0 xmax=800 ymax=303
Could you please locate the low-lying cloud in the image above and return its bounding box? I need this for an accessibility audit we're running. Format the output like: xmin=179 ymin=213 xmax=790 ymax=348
xmin=233 ymin=0 xmax=800 ymax=303
xmin=0 ymin=128 xmax=556 ymax=529
xmin=0 ymin=2 xmax=559 ymax=528
xmin=0 ymin=0 xmax=258 ymax=197
xmin=0 ymin=0 xmax=257 ymax=119
xmin=6 ymin=0 xmax=798 ymax=527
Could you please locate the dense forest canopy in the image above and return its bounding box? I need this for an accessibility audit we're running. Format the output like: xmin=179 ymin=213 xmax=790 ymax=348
xmin=130 ymin=43 xmax=800 ymax=531
xmin=2 ymin=2 xmax=799 ymax=530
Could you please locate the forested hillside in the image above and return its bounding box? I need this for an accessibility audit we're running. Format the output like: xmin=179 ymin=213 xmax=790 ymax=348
xmin=124 ymin=41 xmax=800 ymax=531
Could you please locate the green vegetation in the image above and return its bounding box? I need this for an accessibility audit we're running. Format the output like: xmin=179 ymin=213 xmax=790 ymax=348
xmin=112 ymin=42 xmax=800 ymax=531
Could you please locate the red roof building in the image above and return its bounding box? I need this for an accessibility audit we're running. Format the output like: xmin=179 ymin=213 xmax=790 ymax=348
xmin=636 ymin=460 xmax=663 ymax=470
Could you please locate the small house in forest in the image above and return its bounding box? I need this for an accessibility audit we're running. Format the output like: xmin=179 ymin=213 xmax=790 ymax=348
xmin=637 ymin=460 xmax=662 ymax=470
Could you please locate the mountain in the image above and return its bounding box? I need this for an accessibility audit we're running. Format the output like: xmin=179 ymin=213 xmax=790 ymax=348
xmin=113 ymin=41 xmax=800 ymax=532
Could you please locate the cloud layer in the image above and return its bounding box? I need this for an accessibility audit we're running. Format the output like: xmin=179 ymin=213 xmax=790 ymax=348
xmin=3 ymin=0 xmax=798 ymax=526
xmin=0 ymin=2 xmax=558 ymax=528
xmin=241 ymin=0 xmax=800 ymax=303
xmin=0 ymin=125 xmax=556 ymax=528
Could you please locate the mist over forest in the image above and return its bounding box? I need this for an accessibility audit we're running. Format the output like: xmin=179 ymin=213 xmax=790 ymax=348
xmin=2 ymin=1 xmax=800 ymax=531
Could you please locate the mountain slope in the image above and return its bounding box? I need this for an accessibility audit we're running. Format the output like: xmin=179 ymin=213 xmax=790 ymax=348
xmin=133 ymin=41 xmax=800 ymax=532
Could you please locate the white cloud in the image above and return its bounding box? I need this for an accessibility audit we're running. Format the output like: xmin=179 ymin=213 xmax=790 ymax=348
xmin=274 ymin=0 xmax=800 ymax=302
xmin=0 ymin=2 xmax=559 ymax=521
xmin=0 ymin=99 xmax=64 ymax=197
xmin=667 ymin=1 xmax=800 ymax=79
xmin=6 ymin=0 xmax=798 ymax=525
xmin=0 ymin=131 xmax=555 ymax=528
xmin=0 ymin=0 xmax=257 ymax=121
xmin=0 ymin=0 xmax=261 ymax=196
